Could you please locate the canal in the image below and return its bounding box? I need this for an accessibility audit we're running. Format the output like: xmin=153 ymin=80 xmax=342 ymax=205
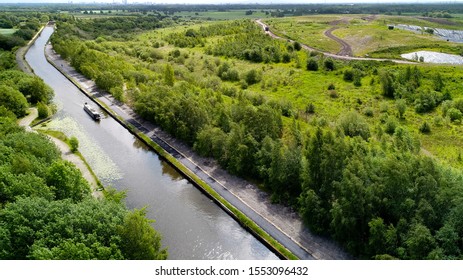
xmin=25 ymin=26 xmax=278 ymax=260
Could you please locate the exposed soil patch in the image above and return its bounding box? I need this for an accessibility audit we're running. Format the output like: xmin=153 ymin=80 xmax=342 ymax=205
xmin=418 ymin=16 xmax=457 ymax=26
xmin=361 ymin=15 xmax=377 ymax=22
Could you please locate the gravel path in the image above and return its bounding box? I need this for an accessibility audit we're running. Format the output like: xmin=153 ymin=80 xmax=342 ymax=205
xmin=44 ymin=33 xmax=350 ymax=260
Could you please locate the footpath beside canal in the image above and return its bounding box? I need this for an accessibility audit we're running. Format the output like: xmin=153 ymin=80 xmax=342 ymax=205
xmin=44 ymin=38 xmax=349 ymax=260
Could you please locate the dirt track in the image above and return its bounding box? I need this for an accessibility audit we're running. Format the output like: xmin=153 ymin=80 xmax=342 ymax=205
xmin=324 ymin=26 xmax=353 ymax=57
xmin=256 ymin=19 xmax=415 ymax=64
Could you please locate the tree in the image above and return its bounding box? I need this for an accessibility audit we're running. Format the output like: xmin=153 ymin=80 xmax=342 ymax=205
xmin=306 ymin=58 xmax=318 ymax=71
xmin=69 ymin=136 xmax=79 ymax=153
xmin=244 ymin=69 xmax=260 ymax=85
xmin=436 ymin=223 xmax=460 ymax=257
xmin=0 ymin=85 xmax=28 ymax=117
xmin=18 ymin=76 xmax=53 ymax=104
xmin=337 ymin=111 xmax=370 ymax=140
xmin=324 ymin=58 xmax=335 ymax=71
xmin=380 ymin=70 xmax=395 ymax=98
xmin=46 ymin=161 xmax=90 ymax=202
xmin=368 ymin=217 xmax=397 ymax=258
xmin=164 ymin=63 xmax=174 ymax=86
xmin=37 ymin=102 xmax=49 ymax=119
xmin=396 ymin=99 xmax=407 ymax=119
xmin=405 ymin=223 xmax=436 ymax=259
xmin=118 ymin=208 xmax=167 ymax=260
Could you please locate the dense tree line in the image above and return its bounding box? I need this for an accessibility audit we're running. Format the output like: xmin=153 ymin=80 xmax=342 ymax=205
xmin=205 ymin=21 xmax=295 ymax=64
xmin=0 ymin=12 xmax=43 ymax=51
xmin=50 ymin=15 xmax=463 ymax=259
xmin=0 ymin=118 xmax=167 ymax=259
xmin=0 ymin=70 xmax=53 ymax=117
xmin=0 ymin=40 xmax=167 ymax=259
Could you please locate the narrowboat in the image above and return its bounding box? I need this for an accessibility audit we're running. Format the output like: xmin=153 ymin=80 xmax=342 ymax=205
xmin=83 ymin=102 xmax=101 ymax=121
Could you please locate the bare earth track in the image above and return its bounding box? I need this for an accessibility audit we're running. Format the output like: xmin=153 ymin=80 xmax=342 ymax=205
xmin=256 ymin=19 xmax=415 ymax=64
xmin=324 ymin=26 xmax=353 ymax=57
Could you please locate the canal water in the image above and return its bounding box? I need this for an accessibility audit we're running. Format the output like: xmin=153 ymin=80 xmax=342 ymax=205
xmin=26 ymin=26 xmax=278 ymax=260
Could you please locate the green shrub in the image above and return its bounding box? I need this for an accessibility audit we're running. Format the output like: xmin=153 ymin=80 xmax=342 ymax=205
xmin=363 ymin=107 xmax=374 ymax=117
xmin=419 ymin=121 xmax=431 ymax=134
xmin=338 ymin=111 xmax=370 ymax=140
xmin=69 ymin=136 xmax=79 ymax=153
xmin=447 ymin=108 xmax=462 ymax=122
xmin=343 ymin=69 xmax=354 ymax=82
xmin=306 ymin=58 xmax=318 ymax=71
xmin=324 ymin=58 xmax=335 ymax=71
xmin=37 ymin=102 xmax=49 ymax=119
xmin=385 ymin=117 xmax=397 ymax=135
xmin=244 ymin=69 xmax=261 ymax=85
xmin=306 ymin=103 xmax=315 ymax=114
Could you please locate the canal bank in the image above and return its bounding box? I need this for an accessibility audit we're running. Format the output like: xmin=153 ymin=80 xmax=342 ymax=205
xmin=43 ymin=26 xmax=348 ymax=260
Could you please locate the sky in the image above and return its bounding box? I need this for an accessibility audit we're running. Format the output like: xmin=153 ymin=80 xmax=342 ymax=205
xmin=0 ymin=0 xmax=461 ymax=4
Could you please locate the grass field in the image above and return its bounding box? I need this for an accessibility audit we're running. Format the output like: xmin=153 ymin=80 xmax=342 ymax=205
xmin=265 ymin=15 xmax=463 ymax=57
xmin=0 ymin=28 xmax=16 ymax=35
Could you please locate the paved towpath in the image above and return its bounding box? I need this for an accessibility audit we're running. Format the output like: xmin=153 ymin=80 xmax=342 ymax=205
xmin=45 ymin=38 xmax=349 ymax=260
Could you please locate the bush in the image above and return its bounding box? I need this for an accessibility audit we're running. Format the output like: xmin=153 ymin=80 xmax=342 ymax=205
xmin=343 ymin=69 xmax=354 ymax=82
xmin=306 ymin=103 xmax=315 ymax=114
xmin=415 ymin=90 xmax=437 ymax=113
xmin=324 ymin=58 xmax=335 ymax=71
xmin=328 ymin=83 xmax=336 ymax=90
xmin=282 ymin=53 xmax=291 ymax=63
xmin=363 ymin=107 xmax=374 ymax=117
xmin=69 ymin=136 xmax=79 ymax=153
xmin=329 ymin=90 xmax=339 ymax=98
xmin=306 ymin=58 xmax=318 ymax=71
xmin=447 ymin=108 xmax=462 ymax=122
xmin=419 ymin=121 xmax=431 ymax=134
xmin=396 ymin=99 xmax=407 ymax=119
xmin=37 ymin=102 xmax=49 ymax=119
xmin=353 ymin=75 xmax=362 ymax=87
xmin=338 ymin=111 xmax=370 ymax=140
xmin=244 ymin=69 xmax=261 ymax=85
xmin=385 ymin=117 xmax=397 ymax=135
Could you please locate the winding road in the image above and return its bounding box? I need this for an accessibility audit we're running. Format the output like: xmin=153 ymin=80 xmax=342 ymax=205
xmin=256 ymin=19 xmax=416 ymax=64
